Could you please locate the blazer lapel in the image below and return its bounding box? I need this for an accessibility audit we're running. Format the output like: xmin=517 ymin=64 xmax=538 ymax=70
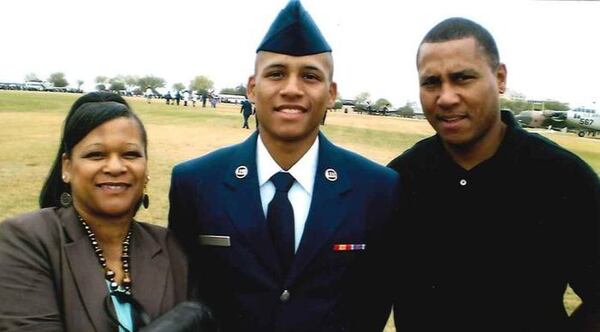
xmin=286 ymin=134 xmax=352 ymax=284
xmin=129 ymin=222 xmax=168 ymax=318
xmin=223 ymin=132 xmax=282 ymax=277
xmin=61 ymin=207 xmax=113 ymax=332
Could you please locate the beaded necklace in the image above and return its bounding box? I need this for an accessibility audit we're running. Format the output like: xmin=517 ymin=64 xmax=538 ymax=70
xmin=77 ymin=214 xmax=133 ymax=295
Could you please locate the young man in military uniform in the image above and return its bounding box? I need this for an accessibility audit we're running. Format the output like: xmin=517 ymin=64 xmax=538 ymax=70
xmin=169 ymin=1 xmax=399 ymax=331
xmin=388 ymin=17 xmax=600 ymax=331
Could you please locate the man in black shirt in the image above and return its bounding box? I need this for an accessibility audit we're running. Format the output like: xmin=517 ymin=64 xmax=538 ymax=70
xmin=388 ymin=17 xmax=600 ymax=331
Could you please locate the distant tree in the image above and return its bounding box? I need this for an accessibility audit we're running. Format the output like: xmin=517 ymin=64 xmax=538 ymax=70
xmin=333 ymin=100 xmax=343 ymax=110
xmin=190 ymin=75 xmax=214 ymax=95
xmin=542 ymin=100 xmax=569 ymax=112
xmin=25 ymin=73 xmax=41 ymax=82
xmin=110 ymin=75 xmax=138 ymax=92
xmin=108 ymin=77 xmax=126 ymax=91
xmin=76 ymin=80 xmax=84 ymax=89
xmin=397 ymin=102 xmax=416 ymax=118
xmin=375 ymin=98 xmax=392 ymax=109
xmin=95 ymin=76 xmax=109 ymax=84
xmin=124 ymin=75 xmax=139 ymax=91
xmin=234 ymin=84 xmax=247 ymax=96
xmin=220 ymin=84 xmax=246 ymax=96
xmin=172 ymin=83 xmax=185 ymax=92
xmin=500 ymin=98 xmax=532 ymax=114
xmin=499 ymin=98 xmax=567 ymax=114
xmin=137 ymin=75 xmax=166 ymax=90
xmin=47 ymin=72 xmax=68 ymax=87
xmin=220 ymin=87 xmax=237 ymax=95
xmin=96 ymin=84 xmax=107 ymax=91
xmin=354 ymin=92 xmax=371 ymax=105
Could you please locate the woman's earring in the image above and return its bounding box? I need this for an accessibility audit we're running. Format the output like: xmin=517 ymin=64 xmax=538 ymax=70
xmin=60 ymin=192 xmax=72 ymax=207
xmin=142 ymin=181 xmax=150 ymax=209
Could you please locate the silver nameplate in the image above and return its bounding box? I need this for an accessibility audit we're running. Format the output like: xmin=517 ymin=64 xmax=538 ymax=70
xmin=198 ymin=235 xmax=231 ymax=247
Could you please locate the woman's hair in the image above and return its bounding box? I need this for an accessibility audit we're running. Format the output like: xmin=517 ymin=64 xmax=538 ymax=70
xmin=39 ymin=92 xmax=148 ymax=208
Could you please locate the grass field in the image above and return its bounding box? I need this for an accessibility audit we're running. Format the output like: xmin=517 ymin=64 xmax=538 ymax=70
xmin=1 ymin=90 xmax=597 ymax=330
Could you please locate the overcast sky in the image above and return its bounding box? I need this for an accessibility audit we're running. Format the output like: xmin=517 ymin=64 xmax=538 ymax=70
xmin=2 ymin=0 xmax=598 ymax=108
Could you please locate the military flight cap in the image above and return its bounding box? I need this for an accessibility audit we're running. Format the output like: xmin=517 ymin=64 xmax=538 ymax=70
xmin=256 ymin=0 xmax=331 ymax=56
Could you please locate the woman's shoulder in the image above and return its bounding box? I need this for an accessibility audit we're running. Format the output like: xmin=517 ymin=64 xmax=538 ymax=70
xmin=135 ymin=221 xmax=168 ymax=237
xmin=1 ymin=207 xmax=61 ymax=236
xmin=134 ymin=222 xmax=188 ymax=263
xmin=134 ymin=222 xmax=181 ymax=247
xmin=0 ymin=208 xmax=65 ymax=258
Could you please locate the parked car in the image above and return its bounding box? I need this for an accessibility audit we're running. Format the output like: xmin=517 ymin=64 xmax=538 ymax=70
xmin=24 ymin=81 xmax=46 ymax=91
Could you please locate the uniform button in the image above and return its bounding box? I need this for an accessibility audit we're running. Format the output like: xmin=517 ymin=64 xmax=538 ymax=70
xmin=459 ymin=179 xmax=467 ymax=186
xmin=280 ymin=289 xmax=290 ymax=302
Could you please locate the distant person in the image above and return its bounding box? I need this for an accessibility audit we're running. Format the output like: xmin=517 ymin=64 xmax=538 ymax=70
xmin=240 ymin=96 xmax=253 ymax=129
xmin=165 ymin=91 xmax=172 ymax=105
xmin=0 ymin=92 xmax=191 ymax=331
xmin=175 ymin=90 xmax=182 ymax=106
xmin=202 ymin=93 xmax=207 ymax=108
xmin=210 ymin=96 xmax=218 ymax=108
xmin=145 ymin=86 xmax=153 ymax=104
xmin=387 ymin=17 xmax=600 ymax=331
xmin=183 ymin=90 xmax=190 ymax=107
xmin=192 ymin=92 xmax=197 ymax=107
xmin=168 ymin=1 xmax=399 ymax=331
xmin=381 ymin=103 xmax=389 ymax=116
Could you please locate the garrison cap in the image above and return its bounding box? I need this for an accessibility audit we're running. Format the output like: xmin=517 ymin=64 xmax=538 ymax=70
xmin=256 ymin=0 xmax=331 ymax=56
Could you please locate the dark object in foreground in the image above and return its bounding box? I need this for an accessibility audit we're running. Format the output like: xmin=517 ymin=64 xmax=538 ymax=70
xmin=140 ymin=301 xmax=219 ymax=332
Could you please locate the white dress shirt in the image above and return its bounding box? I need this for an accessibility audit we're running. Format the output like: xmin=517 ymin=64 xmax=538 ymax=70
xmin=257 ymin=135 xmax=318 ymax=252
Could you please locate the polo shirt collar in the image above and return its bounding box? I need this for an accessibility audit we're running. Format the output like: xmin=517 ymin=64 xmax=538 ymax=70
xmin=432 ymin=110 xmax=523 ymax=171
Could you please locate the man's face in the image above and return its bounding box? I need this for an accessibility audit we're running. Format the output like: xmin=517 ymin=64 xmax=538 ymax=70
xmin=248 ymin=51 xmax=337 ymax=145
xmin=417 ymin=37 xmax=506 ymax=148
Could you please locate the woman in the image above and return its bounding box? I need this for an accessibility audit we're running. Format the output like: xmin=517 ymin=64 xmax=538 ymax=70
xmin=0 ymin=92 xmax=188 ymax=331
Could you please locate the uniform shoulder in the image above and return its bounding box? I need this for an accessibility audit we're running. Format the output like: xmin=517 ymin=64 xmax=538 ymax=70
xmin=172 ymin=143 xmax=239 ymax=178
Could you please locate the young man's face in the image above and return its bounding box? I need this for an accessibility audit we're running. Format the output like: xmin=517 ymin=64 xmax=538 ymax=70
xmin=417 ymin=37 xmax=506 ymax=148
xmin=248 ymin=51 xmax=337 ymax=145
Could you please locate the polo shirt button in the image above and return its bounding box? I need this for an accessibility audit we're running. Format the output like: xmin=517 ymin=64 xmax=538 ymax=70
xmin=280 ymin=289 xmax=290 ymax=302
xmin=459 ymin=179 xmax=467 ymax=186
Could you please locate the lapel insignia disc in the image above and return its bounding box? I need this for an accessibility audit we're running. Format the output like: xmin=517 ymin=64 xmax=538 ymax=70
xmin=235 ymin=166 xmax=248 ymax=179
xmin=324 ymin=168 xmax=337 ymax=181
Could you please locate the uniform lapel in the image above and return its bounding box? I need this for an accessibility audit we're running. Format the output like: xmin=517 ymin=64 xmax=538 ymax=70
xmin=129 ymin=222 xmax=168 ymax=318
xmin=286 ymin=134 xmax=351 ymax=284
xmin=61 ymin=207 xmax=113 ymax=332
xmin=223 ymin=132 xmax=282 ymax=277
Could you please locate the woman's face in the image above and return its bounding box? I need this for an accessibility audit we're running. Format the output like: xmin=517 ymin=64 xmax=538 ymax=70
xmin=62 ymin=117 xmax=147 ymax=220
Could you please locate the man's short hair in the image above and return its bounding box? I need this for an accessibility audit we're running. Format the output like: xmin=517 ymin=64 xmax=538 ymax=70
xmin=418 ymin=17 xmax=500 ymax=69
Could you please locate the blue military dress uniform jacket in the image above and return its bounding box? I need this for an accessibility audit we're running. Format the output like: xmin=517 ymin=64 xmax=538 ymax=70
xmin=168 ymin=132 xmax=400 ymax=332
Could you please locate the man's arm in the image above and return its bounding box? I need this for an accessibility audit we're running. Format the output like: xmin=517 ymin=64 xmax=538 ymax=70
xmin=168 ymin=167 xmax=202 ymax=300
xmin=567 ymin=162 xmax=600 ymax=331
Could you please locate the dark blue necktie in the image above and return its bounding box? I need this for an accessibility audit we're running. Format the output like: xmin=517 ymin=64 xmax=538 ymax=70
xmin=267 ymin=172 xmax=295 ymax=274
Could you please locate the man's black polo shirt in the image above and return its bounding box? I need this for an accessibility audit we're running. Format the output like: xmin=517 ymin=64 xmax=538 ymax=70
xmin=388 ymin=111 xmax=600 ymax=331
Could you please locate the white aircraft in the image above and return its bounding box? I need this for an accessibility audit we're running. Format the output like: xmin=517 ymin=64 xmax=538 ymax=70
xmin=561 ymin=106 xmax=600 ymax=137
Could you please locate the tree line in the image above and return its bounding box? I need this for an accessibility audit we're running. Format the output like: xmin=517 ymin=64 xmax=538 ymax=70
xmin=25 ymin=72 xmax=571 ymax=115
